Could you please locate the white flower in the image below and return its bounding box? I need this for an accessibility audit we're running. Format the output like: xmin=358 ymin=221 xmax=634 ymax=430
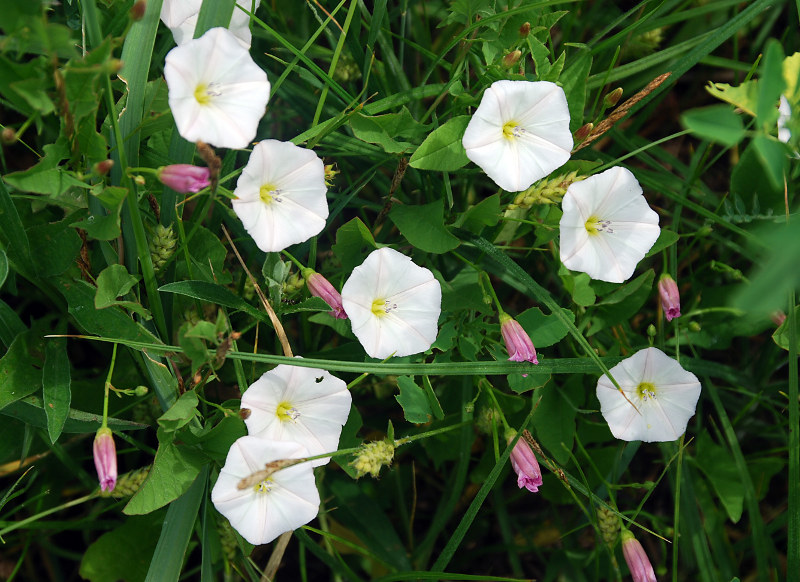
xmin=211 ymin=436 xmax=319 ymax=546
xmin=341 ymin=247 xmax=442 ymax=359
xmin=462 ymin=80 xmax=573 ymax=192
xmin=559 ymin=166 xmax=660 ymax=283
xmin=240 ymin=363 xmax=352 ymax=467
xmin=164 ymin=27 xmax=270 ymax=149
xmin=231 ymin=140 xmax=328 ymax=252
xmin=778 ymin=95 xmax=792 ymax=143
xmin=596 ymin=347 xmax=701 ymax=442
xmin=161 ymin=0 xmax=261 ymax=48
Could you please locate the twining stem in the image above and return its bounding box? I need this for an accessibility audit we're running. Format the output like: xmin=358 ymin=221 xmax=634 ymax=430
xmin=102 ymin=343 xmax=118 ymax=429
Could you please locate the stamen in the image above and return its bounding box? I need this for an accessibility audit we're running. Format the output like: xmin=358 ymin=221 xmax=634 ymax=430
xmin=636 ymin=382 xmax=657 ymax=401
xmin=259 ymin=184 xmax=283 ymax=204
xmin=193 ymin=82 xmax=222 ymax=105
xmin=276 ymin=401 xmax=300 ymax=421
xmin=502 ymin=120 xmax=526 ymax=139
xmin=253 ymin=479 xmax=274 ymax=494
xmin=585 ymin=216 xmax=614 ymax=235
xmin=371 ymin=298 xmax=398 ymax=317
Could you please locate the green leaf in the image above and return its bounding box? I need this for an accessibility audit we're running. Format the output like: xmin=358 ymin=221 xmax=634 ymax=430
xmin=124 ymin=435 xmax=206 ymax=515
xmin=26 ymin=219 xmax=82 ymax=278
xmin=457 ymin=194 xmax=500 ymax=233
xmin=591 ymin=270 xmax=655 ymax=335
xmin=0 ymin=250 xmax=8 ymax=288
xmin=79 ymin=512 xmax=163 ymax=582
xmin=395 ymin=376 xmax=432 ymax=424
xmin=0 ymin=178 xmax=35 ymax=281
xmin=0 ymin=299 xmax=26 ymax=349
xmin=350 ymin=107 xmax=429 ymax=154
xmin=706 ymin=80 xmax=758 ymax=117
xmin=57 ymin=278 xmax=161 ymax=344
xmin=332 ymin=217 xmax=377 ymax=272
xmin=756 ymin=40 xmax=785 ymax=131
xmin=680 ymin=105 xmax=746 ymax=147
xmin=95 ymin=264 xmax=151 ymax=319
xmin=773 ymin=305 xmax=800 ymax=351
xmin=409 ymin=115 xmax=471 ymax=171
xmin=158 ymin=280 xmax=265 ymax=321
xmin=751 ymin=135 xmax=788 ymax=191
xmin=532 ymin=378 xmax=579 ymax=465
xmin=71 ymin=186 xmax=128 ymax=241
xmin=570 ymin=272 xmax=596 ymax=307
xmin=42 ymin=337 xmax=71 ymax=443
xmin=1 ymin=395 xmax=148 ymax=433
xmin=694 ymin=433 xmax=744 ymax=522
xmin=157 ymin=391 xmax=200 ymax=434
xmin=177 ymin=225 xmax=232 ymax=285
xmin=422 ymin=375 xmax=445 ymax=420
xmin=389 ymin=199 xmax=460 ymax=253
xmin=645 ymin=228 xmax=680 ymax=257
xmin=517 ymin=307 xmax=575 ymax=348
xmin=560 ymin=50 xmax=592 ymax=131
xmin=0 ymin=331 xmax=44 ymax=411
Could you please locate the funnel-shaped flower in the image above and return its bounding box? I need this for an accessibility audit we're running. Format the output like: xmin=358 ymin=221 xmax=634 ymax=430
xmin=93 ymin=427 xmax=117 ymax=492
xmin=304 ymin=269 xmax=347 ymax=319
xmin=658 ymin=274 xmax=681 ymax=322
xmin=621 ymin=529 xmax=658 ymax=582
xmin=164 ymin=27 xmax=270 ymax=149
xmin=559 ymin=166 xmax=660 ymax=283
xmin=211 ymin=436 xmax=319 ymax=546
xmin=596 ymin=347 xmax=701 ymax=442
xmin=507 ymin=433 xmax=542 ymax=493
xmin=462 ymin=80 xmax=573 ymax=192
xmin=231 ymin=140 xmax=328 ymax=252
xmin=240 ymin=363 xmax=351 ymax=466
xmin=779 ymin=95 xmax=792 ymax=143
xmin=161 ymin=0 xmax=262 ymax=48
xmin=341 ymin=247 xmax=442 ymax=359
xmin=157 ymin=164 xmax=210 ymax=193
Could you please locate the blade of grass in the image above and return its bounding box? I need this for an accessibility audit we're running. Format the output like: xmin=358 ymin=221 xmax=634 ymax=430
xmin=788 ymin=290 xmax=799 ymax=575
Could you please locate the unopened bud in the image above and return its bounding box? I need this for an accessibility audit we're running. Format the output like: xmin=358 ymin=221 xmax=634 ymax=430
xmin=324 ymin=163 xmax=339 ymax=187
xmin=502 ymin=50 xmax=522 ymax=68
xmin=1 ymin=128 xmax=17 ymax=145
xmin=647 ymin=324 xmax=657 ymax=338
xmin=574 ymin=122 xmax=593 ymax=141
xmin=688 ymin=321 xmax=701 ymax=332
xmin=134 ymin=175 xmax=146 ymax=186
xmin=93 ymin=159 xmax=114 ymax=176
xmin=603 ymin=87 xmax=623 ymax=108
xmin=134 ymin=385 xmax=149 ymax=397
xmin=519 ymin=22 xmax=531 ymax=37
xmin=130 ymin=0 xmax=146 ymax=21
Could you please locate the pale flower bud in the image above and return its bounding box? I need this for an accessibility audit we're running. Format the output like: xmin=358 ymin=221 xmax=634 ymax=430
xmin=658 ymin=274 xmax=681 ymax=322
xmin=621 ymin=529 xmax=657 ymax=582
xmin=502 ymin=50 xmax=522 ymax=68
xmin=93 ymin=427 xmax=117 ymax=493
xmin=304 ymin=269 xmax=347 ymax=319
xmin=506 ymin=431 xmax=542 ymax=493
xmin=157 ymin=164 xmax=211 ymax=193
xmin=500 ymin=313 xmax=538 ymax=367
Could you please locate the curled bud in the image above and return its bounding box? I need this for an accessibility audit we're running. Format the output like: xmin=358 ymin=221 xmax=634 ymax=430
xmin=93 ymin=159 xmax=114 ymax=176
xmin=93 ymin=427 xmax=117 ymax=493
xmin=574 ymin=122 xmax=594 ymax=142
xmin=130 ymin=0 xmax=146 ymax=21
xmin=506 ymin=431 xmax=542 ymax=493
xmin=657 ymin=274 xmax=681 ymax=322
xmin=351 ymin=440 xmax=395 ymax=478
xmin=604 ymin=87 xmax=624 ymax=108
xmin=621 ymin=529 xmax=657 ymax=582
xmin=157 ymin=164 xmax=211 ymax=193
xmin=500 ymin=313 xmax=538 ymax=369
xmin=502 ymin=50 xmax=522 ymax=68
xmin=304 ymin=269 xmax=347 ymax=319
xmin=519 ymin=22 xmax=531 ymax=37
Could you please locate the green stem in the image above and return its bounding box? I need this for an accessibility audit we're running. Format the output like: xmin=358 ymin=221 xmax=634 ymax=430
xmin=101 ymin=343 xmax=118 ymax=429
xmin=0 ymin=493 xmax=97 ymax=538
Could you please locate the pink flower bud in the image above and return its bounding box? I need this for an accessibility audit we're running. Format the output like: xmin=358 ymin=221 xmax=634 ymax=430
xmin=621 ymin=529 xmax=657 ymax=582
xmin=304 ymin=269 xmax=347 ymax=319
xmin=658 ymin=274 xmax=681 ymax=322
xmin=157 ymin=164 xmax=211 ymax=193
xmin=93 ymin=427 xmax=117 ymax=492
xmin=500 ymin=313 xmax=538 ymax=365
xmin=507 ymin=433 xmax=542 ymax=493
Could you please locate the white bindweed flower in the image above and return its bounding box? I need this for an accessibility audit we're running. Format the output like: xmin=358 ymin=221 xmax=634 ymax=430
xmin=596 ymin=347 xmax=701 ymax=442
xmin=164 ymin=27 xmax=270 ymax=149
xmin=559 ymin=166 xmax=660 ymax=283
xmin=211 ymin=436 xmax=319 ymax=546
xmin=341 ymin=247 xmax=442 ymax=359
xmin=231 ymin=140 xmax=328 ymax=252
xmin=161 ymin=0 xmax=261 ymax=48
xmin=240 ymin=363 xmax=352 ymax=467
xmin=462 ymin=80 xmax=573 ymax=192
xmin=778 ymin=95 xmax=792 ymax=143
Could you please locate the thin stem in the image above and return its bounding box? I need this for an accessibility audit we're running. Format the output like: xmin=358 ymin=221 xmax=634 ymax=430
xmin=102 ymin=343 xmax=118 ymax=430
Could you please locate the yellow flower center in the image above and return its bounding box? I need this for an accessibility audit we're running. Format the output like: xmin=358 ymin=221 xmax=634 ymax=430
xmin=502 ymin=120 xmax=525 ymax=139
xmin=636 ymin=382 xmax=657 ymax=401
xmin=253 ymin=478 xmax=274 ymax=494
xmin=276 ymin=401 xmax=300 ymax=421
xmin=585 ymin=216 xmax=613 ymax=236
xmin=371 ymin=298 xmax=397 ymax=317
xmin=259 ymin=184 xmax=282 ymax=204
xmin=193 ymin=82 xmax=222 ymax=105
